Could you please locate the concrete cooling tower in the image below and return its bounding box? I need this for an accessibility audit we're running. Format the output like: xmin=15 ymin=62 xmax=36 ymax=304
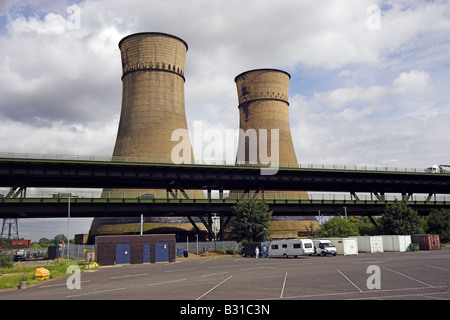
xmin=235 ymin=69 xmax=298 ymax=167
xmin=233 ymin=69 xmax=316 ymax=239
xmin=89 ymin=32 xmax=205 ymax=241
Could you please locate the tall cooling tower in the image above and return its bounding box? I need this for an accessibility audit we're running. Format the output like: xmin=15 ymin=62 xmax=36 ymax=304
xmin=113 ymin=32 xmax=193 ymax=164
xmin=233 ymin=69 xmax=316 ymax=239
xmin=89 ymin=32 xmax=204 ymax=241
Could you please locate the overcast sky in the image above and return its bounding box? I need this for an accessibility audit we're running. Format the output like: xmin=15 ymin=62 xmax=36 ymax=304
xmin=1 ymin=0 xmax=449 ymax=241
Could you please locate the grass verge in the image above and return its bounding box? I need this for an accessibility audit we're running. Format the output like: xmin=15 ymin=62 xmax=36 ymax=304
xmin=0 ymin=260 xmax=92 ymax=290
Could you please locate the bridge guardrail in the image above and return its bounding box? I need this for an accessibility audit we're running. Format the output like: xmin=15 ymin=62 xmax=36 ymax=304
xmin=0 ymin=152 xmax=439 ymax=174
xmin=1 ymin=190 xmax=448 ymax=203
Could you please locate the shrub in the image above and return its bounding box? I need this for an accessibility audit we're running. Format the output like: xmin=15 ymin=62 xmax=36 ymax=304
xmin=0 ymin=252 xmax=14 ymax=268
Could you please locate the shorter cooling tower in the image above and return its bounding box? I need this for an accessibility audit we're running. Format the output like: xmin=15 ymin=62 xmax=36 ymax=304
xmin=235 ymin=69 xmax=298 ymax=167
xmin=232 ymin=69 xmax=315 ymax=239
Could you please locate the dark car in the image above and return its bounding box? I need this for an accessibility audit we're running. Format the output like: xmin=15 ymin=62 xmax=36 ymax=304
xmin=242 ymin=242 xmax=270 ymax=258
xmin=13 ymin=254 xmax=26 ymax=262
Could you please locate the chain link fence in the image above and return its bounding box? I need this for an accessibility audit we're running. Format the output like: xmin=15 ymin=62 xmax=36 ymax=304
xmin=59 ymin=244 xmax=95 ymax=259
xmin=175 ymin=241 xmax=241 ymax=255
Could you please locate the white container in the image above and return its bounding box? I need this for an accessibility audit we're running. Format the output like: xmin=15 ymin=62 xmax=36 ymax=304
xmin=352 ymin=236 xmax=384 ymax=253
xmin=380 ymin=235 xmax=411 ymax=252
xmin=319 ymin=238 xmax=358 ymax=255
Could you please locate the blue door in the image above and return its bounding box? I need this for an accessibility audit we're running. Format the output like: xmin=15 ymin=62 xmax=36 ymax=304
xmin=155 ymin=242 xmax=169 ymax=262
xmin=116 ymin=243 xmax=130 ymax=264
xmin=143 ymin=243 xmax=151 ymax=263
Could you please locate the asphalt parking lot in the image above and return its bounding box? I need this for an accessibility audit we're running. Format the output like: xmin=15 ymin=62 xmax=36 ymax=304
xmin=1 ymin=248 xmax=449 ymax=301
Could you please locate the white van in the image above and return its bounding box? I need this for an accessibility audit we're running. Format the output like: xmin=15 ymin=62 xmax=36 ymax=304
xmin=313 ymin=240 xmax=337 ymax=256
xmin=268 ymin=239 xmax=308 ymax=258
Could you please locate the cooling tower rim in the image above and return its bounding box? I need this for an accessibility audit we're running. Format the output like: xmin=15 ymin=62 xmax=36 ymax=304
xmin=118 ymin=32 xmax=188 ymax=51
xmin=234 ymin=68 xmax=291 ymax=83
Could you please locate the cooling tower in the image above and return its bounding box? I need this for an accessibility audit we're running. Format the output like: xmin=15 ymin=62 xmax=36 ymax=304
xmin=233 ymin=69 xmax=315 ymax=239
xmin=235 ymin=69 xmax=298 ymax=167
xmin=89 ymin=32 xmax=204 ymax=241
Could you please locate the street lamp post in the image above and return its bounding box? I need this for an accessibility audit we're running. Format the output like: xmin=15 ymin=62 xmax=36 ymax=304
xmin=211 ymin=213 xmax=220 ymax=251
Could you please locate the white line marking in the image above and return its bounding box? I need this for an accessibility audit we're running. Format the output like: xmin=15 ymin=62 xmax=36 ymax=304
xmin=337 ymin=269 xmax=363 ymax=293
xmin=200 ymin=258 xmax=218 ymax=264
xmin=66 ymin=287 xmax=126 ymax=298
xmin=240 ymin=266 xmax=277 ymax=271
xmin=163 ymin=268 xmax=195 ymax=273
xmin=196 ymin=276 xmax=232 ymax=300
xmin=426 ymin=265 xmax=450 ymax=272
xmin=280 ymin=272 xmax=288 ymax=299
xmin=39 ymin=281 xmax=91 ymax=289
xmin=383 ymin=267 xmax=433 ymax=287
xmin=110 ymin=273 xmax=149 ymax=280
xmin=148 ymin=278 xmax=187 ymax=286
xmin=276 ymin=286 xmax=448 ymax=300
xmin=201 ymin=271 xmax=230 ymax=278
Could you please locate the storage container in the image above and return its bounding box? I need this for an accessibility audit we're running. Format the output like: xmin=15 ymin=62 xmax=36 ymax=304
xmin=318 ymin=238 xmax=358 ymax=255
xmin=411 ymin=234 xmax=441 ymax=250
xmin=380 ymin=235 xmax=411 ymax=252
xmin=351 ymin=236 xmax=384 ymax=253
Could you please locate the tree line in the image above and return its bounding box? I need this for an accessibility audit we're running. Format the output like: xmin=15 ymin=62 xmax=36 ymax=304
xmin=1 ymin=234 xmax=71 ymax=247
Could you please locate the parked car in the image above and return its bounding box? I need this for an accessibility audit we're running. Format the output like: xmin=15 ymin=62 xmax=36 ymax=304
xmin=13 ymin=254 xmax=26 ymax=261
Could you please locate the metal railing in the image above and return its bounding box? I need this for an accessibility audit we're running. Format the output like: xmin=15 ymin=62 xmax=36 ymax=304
xmin=0 ymin=151 xmax=441 ymax=174
xmin=1 ymin=189 xmax=448 ymax=203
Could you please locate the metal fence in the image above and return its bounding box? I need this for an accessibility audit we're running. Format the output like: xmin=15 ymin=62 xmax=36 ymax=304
xmin=59 ymin=244 xmax=95 ymax=259
xmin=175 ymin=241 xmax=241 ymax=255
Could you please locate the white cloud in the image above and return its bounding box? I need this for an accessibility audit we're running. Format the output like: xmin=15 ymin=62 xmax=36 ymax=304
xmin=392 ymin=69 xmax=432 ymax=96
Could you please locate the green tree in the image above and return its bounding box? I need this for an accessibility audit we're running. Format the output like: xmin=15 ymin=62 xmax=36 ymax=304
xmin=426 ymin=209 xmax=450 ymax=243
xmin=379 ymin=200 xmax=422 ymax=235
xmin=352 ymin=216 xmax=379 ymax=236
xmin=53 ymin=234 xmax=68 ymax=245
xmin=231 ymin=199 xmax=272 ymax=244
xmin=317 ymin=216 xmax=360 ymax=238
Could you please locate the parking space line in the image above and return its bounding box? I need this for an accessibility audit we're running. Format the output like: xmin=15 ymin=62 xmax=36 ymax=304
xmin=426 ymin=265 xmax=450 ymax=272
xmin=196 ymin=276 xmax=232 ymax=300
xmin=337 ymin=269 xmax=363 ymax=293
xmin=163 ymin=268 xmax=195 ymax=273
xmin=66 ymin=287 xmax=126 ymax=298
xmin=39 ymin=281 xmax=91 ymax=289
xmin=240 ymin=266 xmax=277 ymax=271
xmin=383 ymin=267 xmax=434 ymax=287
xmin=148 ymin=278 xmax=187 ymax=286
xmin=110 ymin=273 xmax=149 ymax=280
xmin=200 ymin=258 xmax=218 ymax=264
xmin=280 ymin=272 xmax=288 ymax=299
xmin=201 ymin=271 xmax=230 ymax=278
